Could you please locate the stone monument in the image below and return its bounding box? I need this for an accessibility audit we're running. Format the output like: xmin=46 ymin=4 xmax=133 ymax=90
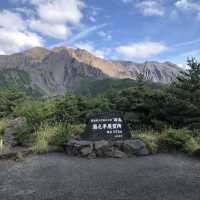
xmin=65 ymin=112 xmax=149 ymax=158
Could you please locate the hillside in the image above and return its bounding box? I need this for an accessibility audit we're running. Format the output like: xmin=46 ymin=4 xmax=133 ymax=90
xmin=0 ymin=47 xmax=182 ymax=96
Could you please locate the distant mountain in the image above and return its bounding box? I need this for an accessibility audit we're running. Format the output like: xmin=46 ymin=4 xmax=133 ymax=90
xmin=0 ymin=46 xmax=182 ymax=96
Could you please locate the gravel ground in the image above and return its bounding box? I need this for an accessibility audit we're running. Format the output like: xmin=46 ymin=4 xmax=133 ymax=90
xmin=0 ymin=153 xmax=200 ymax=200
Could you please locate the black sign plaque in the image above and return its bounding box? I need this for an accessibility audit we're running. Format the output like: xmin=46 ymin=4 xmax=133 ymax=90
xmin=81 ymin=112 xmax=131 ymax=141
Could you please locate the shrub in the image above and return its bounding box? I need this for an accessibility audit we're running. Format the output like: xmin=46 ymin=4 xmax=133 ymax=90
xmin=14 ymin=123 xmax=35 ymax=146
xmin=136 ymin=131 xmax=159 ymax=154
xmin=31 ymin=124 xmax=58 ymax=154
xmin=14 ymin=99 xmax=56 ymax=127
xmin=0 ymin=88 xmax=25 ymax=118
xmin=53 ymin=124 xmax=85 ymax=146
xmin=184 ymin=137 xmax=200 ymax=154
xmin=158 ymin=128 xmax=193 ymax=152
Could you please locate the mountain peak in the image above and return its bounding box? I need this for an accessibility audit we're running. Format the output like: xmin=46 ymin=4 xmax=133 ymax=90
xmin=22 ymin=47 xmax=50 ymax=61
xmin=0 ymin=46 xmax=182 ymax=96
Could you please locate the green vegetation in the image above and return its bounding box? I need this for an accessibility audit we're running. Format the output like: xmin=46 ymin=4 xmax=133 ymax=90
xmin=0 ymin=58 xmax=200 ymax=155
xmin=32 ymin=124 xmax=56 ymax=154
xmin=14 ymin=123 xmax=34 ymax=146
xmin=0 ymin=69 xmax=43 ymax=97
xmin=74 ymin=77 xmax=165 ymax=96
xmin=136 ymin=131 xmax=159 ymax=154
xmin=31 ymin=123 xmax=85 ymax=153
xmin=15 ymin=152 xmax=25 ymax=162
xmin=0 ymin=118 xmax=8 ymax=136
xmin=136 ymin=129 xmax=200 ymax=154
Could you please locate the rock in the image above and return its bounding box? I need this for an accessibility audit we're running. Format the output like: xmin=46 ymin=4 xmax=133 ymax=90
xmin=87 ymin=152 xmax=97 ymax=159
xmin=136 ymin=146 xmax=149 ymax=156
xmin=65 ymin=139 xmax=149 ymax=158
xmin=65 ymin=140 xmax=93 ymax=157
xmin=94 ymin=140 xmax=109 ymax=150
xmin=123 ymin=139 xmax=149 ymax=156
xmin=80 ymin=146 xmax=93 ymax=157
xmin=94 ymin=140 xmax=110 ymax=157
xmin=106 ymin=148 xmax=127 ymax=158
xmin=112 ymin=140 xmax=124 ymax=149
xmin=3 ymin=117 xmax=27 ymax=147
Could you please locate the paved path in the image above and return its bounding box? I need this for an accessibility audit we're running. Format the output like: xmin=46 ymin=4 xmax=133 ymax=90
xmin=0 ymin=153 xmax=200 ymax=200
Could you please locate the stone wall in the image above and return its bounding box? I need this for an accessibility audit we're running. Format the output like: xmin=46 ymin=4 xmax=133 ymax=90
xmin=65 ymin=139 xmax=149 ymax=158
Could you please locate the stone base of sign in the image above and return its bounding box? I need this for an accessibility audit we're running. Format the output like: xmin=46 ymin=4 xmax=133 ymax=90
xmin=64 ymin=139 xmax=150 ymax=158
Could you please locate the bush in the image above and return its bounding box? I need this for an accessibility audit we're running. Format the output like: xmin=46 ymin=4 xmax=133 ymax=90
xmin=136 ymin=131 xmax=159 ymax=154
xmin=14 ymin=123 xmax=34 ymax=146
xmin=136 ymin=129 xmax=200 ymax=154
xmin=0 ymin=88 xmax=25 ymax=118
xmin=184 ymin=137 xmax=200 ymax=154
xmin=53 ymin=124 xmax=85 ymax=146
xmin=31 ymin=123 xmax=84 ymax=153
xmin=159 ymin=129 xmax=193 ymax=152
xmin=31 ymin=124 xmax=58 ymax=154
xmin=53 ymin=124 xmax=71 ymax=146
xmin=14 ymin=99 xmax=56 ymax=127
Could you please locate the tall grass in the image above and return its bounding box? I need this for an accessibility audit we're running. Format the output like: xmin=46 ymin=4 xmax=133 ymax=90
xmin=31 ymin=123 xmax=85 ymax=154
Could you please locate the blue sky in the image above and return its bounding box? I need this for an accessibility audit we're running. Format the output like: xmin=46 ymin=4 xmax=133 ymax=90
xmin=0 ymin=0 xmax=200 ymax=65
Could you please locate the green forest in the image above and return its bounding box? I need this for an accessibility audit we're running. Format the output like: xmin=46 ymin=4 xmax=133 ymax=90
xmin=0 ymin=58 xmax=200 ymax=155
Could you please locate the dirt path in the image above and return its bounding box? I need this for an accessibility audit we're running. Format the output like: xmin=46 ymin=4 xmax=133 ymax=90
xmin=0 ymin=153 xmax=200 ymax=200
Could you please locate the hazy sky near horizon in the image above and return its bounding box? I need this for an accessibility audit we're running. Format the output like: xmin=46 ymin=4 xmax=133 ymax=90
xmin=0 ymin=0 xmax=200 ymax=64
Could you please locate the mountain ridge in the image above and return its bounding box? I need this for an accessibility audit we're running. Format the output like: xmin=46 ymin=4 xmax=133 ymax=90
xmin=0 ymin=46 xmax=182 ymax=96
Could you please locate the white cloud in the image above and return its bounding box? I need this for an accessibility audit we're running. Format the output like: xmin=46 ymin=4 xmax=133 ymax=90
xmin=136 ymin=1 xmax=165 ymax=16
xmin=30 ymin=0 xmax=84 ymax=25
xmin=29 ymin=20 xmax=71 ymax=39
xmin=27 ymin=0 xmax=84 ymax=40
xmin=116 ymin=41 xmax=168 ymax=59
xmin=175 ymin=0 xmax=200 ymax=10
xmin=0 ymin=10 xmax=43 ymax=55
xmin=0 ymin=28 xmax=43 ymax=55
xmin=0 ymin=10 xmax=26 ymax=31
xmin=14 ymin=7 xmax=36 ymax=17
xmin=175 ymin=0 xmax=200 ymax=18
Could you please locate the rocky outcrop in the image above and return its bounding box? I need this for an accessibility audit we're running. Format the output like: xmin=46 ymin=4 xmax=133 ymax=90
xmin=65 ymin=139 xmax=150 ymax=158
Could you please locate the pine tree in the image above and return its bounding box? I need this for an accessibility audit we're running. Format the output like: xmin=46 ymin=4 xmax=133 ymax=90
xmin=170 ymin=58 xmax=200 ymax=129
xmin=173 ymin=58 xmax=200 ymax=107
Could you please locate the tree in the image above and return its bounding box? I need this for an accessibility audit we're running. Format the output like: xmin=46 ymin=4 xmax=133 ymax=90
xmin=0 ymin=88 xmax=25 ymax=118
xmin=170 ymin=58 xmax=200 ymax=129
xmin=172 ymin=58 xmax=200 ymax=105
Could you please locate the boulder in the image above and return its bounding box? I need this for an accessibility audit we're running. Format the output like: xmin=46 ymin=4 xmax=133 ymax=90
xmin=112 ymin=140 xmax=124 ymax=149
xmin=3 ymin=117 xmax=27 ymax=147
xmin=136 ymin=146 xmax=149 ymax=156
xmin=80 ymin=146 xmax=93 ymax=157
xmin=94 ymin=140 xmax=110 ymax=157
xmin=106 ymin=148 xmax=127 ymax=158
xmin=65 ymin=140 xmax=93 ymax=156
xmin=123 ymin=139 xmax=149 ymax=156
